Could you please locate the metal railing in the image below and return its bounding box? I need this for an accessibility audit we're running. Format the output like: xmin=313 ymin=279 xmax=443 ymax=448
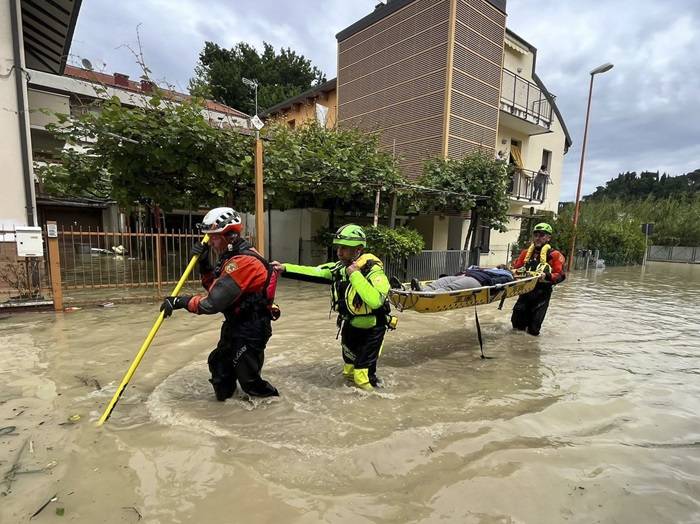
xmin=56 ymin=227 xmax=212 ymax=293
xmin=508 ymin=167 xmax=548 ymax=203
xmin=385 ymin=250 xmax=470 ymax=281
xmin=647 ymin=245 xmax=700 ymax=264
xmin=500 ymin=69 xmax=553 ymax=128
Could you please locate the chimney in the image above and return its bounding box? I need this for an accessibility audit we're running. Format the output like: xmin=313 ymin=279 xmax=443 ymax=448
xmin=113 ymin=73 xmax=130 ymax=88
xmin=140 ymin=79 xmax=155 ymax=93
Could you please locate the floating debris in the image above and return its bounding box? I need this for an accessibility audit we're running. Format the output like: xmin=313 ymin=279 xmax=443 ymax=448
xmin=0 ymin=426 xmax=17 ymax=436
xmin=58 ymin=414 xmax=81 ymax=426
xmin=122 ymin=506 xmax=143 ymax=521
xmin=29 ymin=493 xmax=57 ymax=519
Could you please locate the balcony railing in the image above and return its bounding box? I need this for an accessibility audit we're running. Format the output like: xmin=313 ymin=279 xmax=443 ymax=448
xmin=500 ymin=69 xmax=553 ymax=129
xmin=507 ymin=166 xmax=549 ymax=203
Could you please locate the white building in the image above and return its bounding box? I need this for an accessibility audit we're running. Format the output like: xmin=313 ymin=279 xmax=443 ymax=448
xmin=0 ymin=0 xmax=82 ymax=238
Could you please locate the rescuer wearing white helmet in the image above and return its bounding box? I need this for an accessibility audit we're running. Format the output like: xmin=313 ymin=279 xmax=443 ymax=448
xmin=161 ymin=207 xmax=279 ymax=400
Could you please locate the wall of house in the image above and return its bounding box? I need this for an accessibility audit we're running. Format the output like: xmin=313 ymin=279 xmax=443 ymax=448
xmin=27 ymin=88 xmax=70 ymax=128
xmin=242 ymin=208 xmax=330 ymax=265
xmin=271 ymin=89 xmax=338 ymax=129
xmin=523 ymin=115 xmax=567 ymax=213
xmin=337 ymin=0 xmax=451 ymax=180
xmin=447 ymin=0 xmax=506 ymax=159
xmin=503 ymin=39 xmax=534 ymax=79
xmin=0 ymin=1 xmax=33 ymax=230
xmin=414 ymin=214 xmax=450 ymax=251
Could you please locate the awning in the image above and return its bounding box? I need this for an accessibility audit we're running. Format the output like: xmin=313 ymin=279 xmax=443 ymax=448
xmin=504 ymin=39 xmax=528 ymax=55
xmin=510 ymin=144 xmax=524 ymax=169
xmin=21 ymin=0 xmax=83 ymax=74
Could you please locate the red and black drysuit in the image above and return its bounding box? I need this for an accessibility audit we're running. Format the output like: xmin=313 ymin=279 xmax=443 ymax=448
xmin=510 ymin=245 xmax=566 ymax=336
xmin=179 ymin=239 xmax=278 ymax=400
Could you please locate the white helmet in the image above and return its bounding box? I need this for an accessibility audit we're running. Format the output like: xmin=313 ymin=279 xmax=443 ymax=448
xmin=200 ymin=207 xmax=242 ymax=235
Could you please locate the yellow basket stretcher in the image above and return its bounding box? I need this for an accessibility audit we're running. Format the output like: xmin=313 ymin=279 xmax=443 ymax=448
xmin=388 ymin=273 xmax=540 ymax=313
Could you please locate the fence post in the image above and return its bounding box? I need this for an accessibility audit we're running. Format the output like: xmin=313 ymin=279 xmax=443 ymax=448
xmin=46 ymin=221 xmax=63 ymax=311
xmin=155 ymin=231 xmax=162 ymax=295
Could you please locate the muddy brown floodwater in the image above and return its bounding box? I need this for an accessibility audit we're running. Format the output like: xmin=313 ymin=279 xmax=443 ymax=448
xmin=1 ymin=262 xmax=699 ymax=523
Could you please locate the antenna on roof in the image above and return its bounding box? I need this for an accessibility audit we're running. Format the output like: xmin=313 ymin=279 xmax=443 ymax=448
xmin=81 ymin=58 xmax=93 ymax=71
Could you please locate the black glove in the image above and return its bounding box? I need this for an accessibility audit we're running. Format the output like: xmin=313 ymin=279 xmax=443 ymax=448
xmin=160 ymin=296 xmax=191 ymax=318
xmin=193 ymin=241 xmax=211 ymax=273
xmin=192 ymin=241 xmax=208 ymax=257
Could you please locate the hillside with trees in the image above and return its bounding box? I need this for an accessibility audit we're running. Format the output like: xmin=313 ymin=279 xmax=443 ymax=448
xmin=554 ymin=168 xmax=700 ymax=265
xmin=586 ymin=169 xmax=700 ymax=201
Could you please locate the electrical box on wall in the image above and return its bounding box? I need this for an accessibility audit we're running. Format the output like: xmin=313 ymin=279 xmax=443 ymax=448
xmin=15 ymin=226 xmax=44 ymax=257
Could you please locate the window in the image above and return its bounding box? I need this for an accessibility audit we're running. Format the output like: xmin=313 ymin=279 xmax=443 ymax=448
xmin=288 ymin=119 xmax=296 ymax=129
xmin=541 ymin=149 xmax=552 ymax=172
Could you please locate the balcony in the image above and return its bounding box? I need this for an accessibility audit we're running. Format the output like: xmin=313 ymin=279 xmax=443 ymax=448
xmin=507 ymin=167 xmax=548 ymax=204
xmin=500 ymin=69 xmax=553 ymax=135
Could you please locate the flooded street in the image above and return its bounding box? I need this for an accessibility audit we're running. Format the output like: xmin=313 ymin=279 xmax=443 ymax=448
xmin=1 ymin=263 xmax=699 ymax=523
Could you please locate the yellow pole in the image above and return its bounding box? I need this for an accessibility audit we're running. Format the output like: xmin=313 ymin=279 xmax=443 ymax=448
xmin=97 ymin=234 xmax=210 ymax=426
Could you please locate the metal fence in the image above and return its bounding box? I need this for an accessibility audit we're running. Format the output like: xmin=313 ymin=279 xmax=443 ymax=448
xmin=385 ymin=250 xmax=470 ymax=281
xmin=647 ymin=245 xmax=700 ymax=264
xmin=56 ymin=227 xmax=214 ymax=293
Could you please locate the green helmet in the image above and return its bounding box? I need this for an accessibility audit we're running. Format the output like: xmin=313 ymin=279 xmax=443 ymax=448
xmin=533 ymin=222 xmax=553 ymax=235
xmin=332 ymin=224 xmax=366 ymax=247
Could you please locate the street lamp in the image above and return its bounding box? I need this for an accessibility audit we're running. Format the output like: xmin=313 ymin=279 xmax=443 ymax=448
xmin=567 ymin=62 xmax=614 ymax=272
xmin=242 ymin=77 xmax=265 ymax=256
xmin=242 ymin=77 xmax=258 ymax=116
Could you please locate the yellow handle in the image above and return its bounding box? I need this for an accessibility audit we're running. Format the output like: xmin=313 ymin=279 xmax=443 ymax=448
xmin=96 ymin=234 xmax=210 ymax=426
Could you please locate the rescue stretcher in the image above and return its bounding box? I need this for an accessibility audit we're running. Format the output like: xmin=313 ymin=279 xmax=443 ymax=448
xmin=388 ymin=273 xmax=540 ymax=313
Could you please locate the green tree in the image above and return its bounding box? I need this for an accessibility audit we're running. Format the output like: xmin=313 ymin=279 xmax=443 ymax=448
xmin=189 ymin=42 xmax=326 ymax=114
xmin=419 ymin=151 xmax=510 ymax=250
xmin=37 ymin=92 xmax=256 ymax=214
xmin=264 ymin=121 xmax=403 ymax=213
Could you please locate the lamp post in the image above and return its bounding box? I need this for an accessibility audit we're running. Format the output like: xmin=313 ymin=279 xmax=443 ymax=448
xmin=242 ymin=77 xmax=258 ymax=117
xmin=567 ymin=62 xmax=613 ymax=272
xmin=242 ymin=77 xmax=265 ymax=255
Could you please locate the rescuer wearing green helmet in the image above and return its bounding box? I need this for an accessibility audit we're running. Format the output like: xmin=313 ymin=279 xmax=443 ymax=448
xmin=509 ymin=222 xmax=566 ymax=335
xmin=271 ymin=224 xmax=393 ymax=390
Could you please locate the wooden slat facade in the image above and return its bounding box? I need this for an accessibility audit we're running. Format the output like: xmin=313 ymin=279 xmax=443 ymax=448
xmin=337 ymin=0 xmax=506 ymax=180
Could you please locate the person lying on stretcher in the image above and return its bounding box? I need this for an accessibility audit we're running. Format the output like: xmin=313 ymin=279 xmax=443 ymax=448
xmin=390 ymin=266 xmax=514 ymax=292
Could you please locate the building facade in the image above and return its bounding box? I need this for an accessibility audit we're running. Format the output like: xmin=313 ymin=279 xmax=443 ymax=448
xmin=264 ymin=0 xmax=571 ymax=261
xmin=0 ymin=0 xmax=82 ymax=236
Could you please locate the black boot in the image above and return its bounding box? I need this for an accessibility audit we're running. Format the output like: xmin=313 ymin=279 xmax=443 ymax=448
xmin=389 ymin=276 xmax=404 ymax=290
xmin=209 ymin=378 xmax=236 ymax=401
xmin=410 ymin=278 xmax=422 ymax=291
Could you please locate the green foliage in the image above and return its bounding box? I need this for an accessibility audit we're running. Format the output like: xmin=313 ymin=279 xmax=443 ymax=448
xmin=587 ymin=169 xmax=700 ymax=201
xmin=418 ymin=151 xmax=510 ymax=232
xmin=264 ymin=122 xmax=403 ymax=211
xmin=38 ymin=101 xmax=402 ymax=216
xmin=314 ymin=225 xmax=424 ymax=260
xmin=554 ymin=197 xmax=700 ymax=265
xmin=37 ymin=94 xmax=255 ymax=212
xmin=189 ymin=41 xmax=326 ymax=114
xmin=365 ymin=226 xmax=424 ymax=259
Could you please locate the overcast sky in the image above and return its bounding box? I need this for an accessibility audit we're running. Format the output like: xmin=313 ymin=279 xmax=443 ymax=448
xmin=69 ymin=0 xmax=699 ymax=200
